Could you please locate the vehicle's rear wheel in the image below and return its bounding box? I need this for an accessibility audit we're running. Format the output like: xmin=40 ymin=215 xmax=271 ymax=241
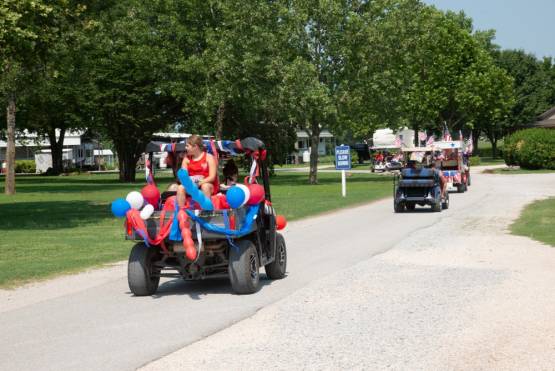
xmin=229 ymin=239 xmax=260 ymax=294
xmin=394 ymin=202 xmax=405 ymax=213
xmin=265 ymin=233 xmax=287 ymax=280
xmin=442 ymin=193 xmax=449 ymax=209
xmin=457 ymin=184 xmax=465 ymax=193
xmin=128 ymin=243 xmax=160 ymax=296
xmin=432 ymin=200 xmax=442 ymax=212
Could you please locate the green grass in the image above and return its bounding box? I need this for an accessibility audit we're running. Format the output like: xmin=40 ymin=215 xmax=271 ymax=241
xmin=483 ymin=167 xmax=555 ymax=174
xmin=0 ymin=171 xmax=391 ymax=287
xmin=510 ymin=197 xmax=555 ymax=247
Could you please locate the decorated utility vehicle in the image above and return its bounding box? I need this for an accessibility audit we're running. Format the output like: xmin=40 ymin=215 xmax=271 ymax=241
xmin=433 ymin=141 xmax=470 ymax=193
xmin=393 ymin=147 xmax=449 ymax=212
xmin=111 ymin=137 xmax=287 ymax=296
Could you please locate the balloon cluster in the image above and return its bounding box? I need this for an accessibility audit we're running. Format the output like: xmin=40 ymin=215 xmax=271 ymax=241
xmin=225 ymin=183 xmax=265 ymax=209
xmin=110 ymin=185 xmax=161 ymax=220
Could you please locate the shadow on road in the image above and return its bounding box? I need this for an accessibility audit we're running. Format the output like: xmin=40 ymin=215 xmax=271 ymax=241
xmin=126 ymin=274 xmax=284 ymax=300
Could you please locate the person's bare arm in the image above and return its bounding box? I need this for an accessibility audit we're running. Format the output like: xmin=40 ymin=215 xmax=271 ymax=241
xmin=182 ymin=156 xmax=189 ymax=169
xmin=199 ymin=154 xmax=217 ymax=185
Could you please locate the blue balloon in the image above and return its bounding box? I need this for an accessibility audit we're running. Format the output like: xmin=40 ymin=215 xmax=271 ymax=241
xmin=111 ymin=198 xmax=131 ymax=218
xmin=226 ymin=186 xmax=245 ymax=209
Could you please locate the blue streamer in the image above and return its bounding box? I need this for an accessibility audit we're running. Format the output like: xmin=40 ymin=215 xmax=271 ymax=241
xmin=177 ymin=168 xmax=213 ymax=211
xmin=169 ymin=208 xmax=182 ymax=241
xmin=186 ymin=205 xmax=259 ymax=237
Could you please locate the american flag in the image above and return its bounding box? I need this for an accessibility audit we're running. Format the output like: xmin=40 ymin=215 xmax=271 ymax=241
xmin=465 ymin=133 xmax=474 ymax=155
xmin=426 ymin=135 xmax=435 ymax=146
xmin=443 ymin=123 xmax=452 ymax=141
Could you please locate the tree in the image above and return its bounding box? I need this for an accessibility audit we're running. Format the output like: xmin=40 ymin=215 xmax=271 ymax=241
xmin=83 ymin=0 xmax=185 ymax=182
xmin=0 ymin=0 xmax=68 ymax=194
xmin=495 ymin=49 xmax=554 ymax=128
xmin=456 ymin=50 xmax=515 ymax=157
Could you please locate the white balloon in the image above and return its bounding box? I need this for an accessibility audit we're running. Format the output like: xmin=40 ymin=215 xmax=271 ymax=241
xmin=235 ymin=184 xmax=250 ymax=207
xmin=140 ymin=203 xmax=155 ymax=220
xmin=126 ymin=191 xmax=144 ymax=210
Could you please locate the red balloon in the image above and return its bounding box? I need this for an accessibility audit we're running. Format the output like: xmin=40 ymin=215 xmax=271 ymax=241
xmin=141 ymin=184 xmax=160 ymax=207
xmin=276 ymin=215 xmax=287 ymax=230
xmin=185 ymin=246 xmax=197 ymax=260
xmin=247 ymin=184 xmax=265 ymax=205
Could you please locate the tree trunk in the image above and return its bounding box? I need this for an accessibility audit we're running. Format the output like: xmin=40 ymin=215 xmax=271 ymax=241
xmin=413 ymin=125 xmax=419 ymax=147
xmin=485 ymin=131 xmax=498 ymax=159
xmin=116 ymin=143 xmax=138 ymax=182
xmin=5 ymin=95 xmax=16 ymax=195
xmin=309 ymin=121 xmax=320 ymax=185
xmin=215 ymin=101 xmax=225 ymax=140
xmin=491 ymin=139 xmax=498 ymax=159
xmin=472 ymin=128 xmax=480 ymax=154
xmin=47 ymin=128 xmax=66 ymax=175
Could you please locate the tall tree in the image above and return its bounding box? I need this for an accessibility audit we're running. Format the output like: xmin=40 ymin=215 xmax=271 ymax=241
xmin=0 ymin=0 xmax=68 ymax=194
xmin=456 ymin=50 xmax=515 ymax=157
xmin=83 ymin=0 xmax=185 ymax=181
xmin=495 ymin=49 xmax=554 ymax=128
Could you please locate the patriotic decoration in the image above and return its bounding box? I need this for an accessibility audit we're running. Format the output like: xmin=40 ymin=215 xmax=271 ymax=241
xmin=442 ymin=123 xmax=452 ymax=141
xmin=426 ymin=135 xmax=435 ymax=146
xmin=465 ymin=133 xmax=474 ymax=155
xmin=394 ymin=135 xmax=402 ymax=147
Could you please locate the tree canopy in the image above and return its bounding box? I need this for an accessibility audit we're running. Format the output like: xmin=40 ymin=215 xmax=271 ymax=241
xmin=3 ymin=0 xmax=550 ymax=187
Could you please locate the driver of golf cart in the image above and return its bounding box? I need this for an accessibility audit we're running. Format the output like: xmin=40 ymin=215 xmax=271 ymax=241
xmin=177 ymin=135 xmax=219 ymax=208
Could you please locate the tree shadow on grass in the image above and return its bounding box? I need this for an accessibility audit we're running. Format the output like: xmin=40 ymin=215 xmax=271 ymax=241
xmin=0 ymin=200 xmax=114 ymax=230
xmin=1 ymin=174 xmax=177 ymax=194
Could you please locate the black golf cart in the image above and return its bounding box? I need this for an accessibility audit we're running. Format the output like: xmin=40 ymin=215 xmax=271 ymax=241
xmin=393 ymin=147 xmax=449 ymax=212
xmin=125 ymin=137 xmax=287 ymax=295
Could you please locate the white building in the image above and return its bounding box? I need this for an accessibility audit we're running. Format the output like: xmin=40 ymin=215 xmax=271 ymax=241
xmin=0 ymin=130 xmax=107 ymax=173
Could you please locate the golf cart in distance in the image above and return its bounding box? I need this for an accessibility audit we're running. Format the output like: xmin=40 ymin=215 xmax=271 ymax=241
xmin=433 ymin=141 xmax=469 ymax=193
xmin=393 ymin=147 xmax=449 ymax=212
xmin=125 ymin=137 xmax=287 ymax=296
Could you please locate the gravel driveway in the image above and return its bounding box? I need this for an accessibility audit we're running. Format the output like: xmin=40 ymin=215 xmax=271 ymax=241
xmin=142 ymin=170 xmax=555 ymax=371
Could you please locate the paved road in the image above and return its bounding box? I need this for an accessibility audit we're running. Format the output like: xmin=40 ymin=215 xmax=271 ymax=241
xmin=1 ymin=169 xmax=554 ymax=370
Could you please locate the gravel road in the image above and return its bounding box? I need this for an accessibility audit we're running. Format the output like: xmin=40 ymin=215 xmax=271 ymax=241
xmin=141 ymin=170 xmax=555 ymax=371
xmin=1 ymin=169 xmax=554 ymax=371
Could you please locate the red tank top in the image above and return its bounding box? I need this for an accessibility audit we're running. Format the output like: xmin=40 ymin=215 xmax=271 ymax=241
xmin=187 ymin=152 xmax=219 ymax=194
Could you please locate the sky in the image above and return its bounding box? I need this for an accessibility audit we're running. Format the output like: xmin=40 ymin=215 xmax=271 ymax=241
xmin=422 ymin=0 xmax=554 ymax=59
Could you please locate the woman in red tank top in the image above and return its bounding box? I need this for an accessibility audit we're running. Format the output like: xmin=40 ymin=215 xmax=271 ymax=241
xmin=176 ymin=135 xmax=219 ymax=208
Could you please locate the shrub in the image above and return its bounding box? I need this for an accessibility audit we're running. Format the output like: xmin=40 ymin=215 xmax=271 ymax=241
xmin=504 ymin=129 xmax=555 ymax=169
xmin=469 ymin=156 xmax=481 ymax=166
xmin=15 ymin=160 xmax=36 ymax=174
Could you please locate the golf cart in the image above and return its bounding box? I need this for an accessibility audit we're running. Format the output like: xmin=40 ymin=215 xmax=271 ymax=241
xmin=393 ymin=147 xmax=449 ymax=212
xmin=371 ymin=147 xmax=403 ymax=172
xmin=124 ymin=137 xmax=287 ymax=296
xmin=433 ymin=141 xmax=469 ymax=193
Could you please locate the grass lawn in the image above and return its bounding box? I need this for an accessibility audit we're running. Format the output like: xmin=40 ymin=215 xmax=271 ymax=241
xmin=0 ymin=171 xmax=392 ymax=287
xmin=510 ymin=197 xmax=555 ymax=247
xmin=483 ymin=167 xmax=555 ymax=174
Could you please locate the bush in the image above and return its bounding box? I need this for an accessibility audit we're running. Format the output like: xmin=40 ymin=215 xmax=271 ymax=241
xmin=504 ymin=129 xmax=555 ymax=169
xmin=14 ymin=160 xmax=36 ymax=174
xmin=469 ymin=156 xmax=481 ymax=166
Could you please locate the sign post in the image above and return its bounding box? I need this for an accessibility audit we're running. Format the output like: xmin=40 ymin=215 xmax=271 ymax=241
xmin=335 ymin=145 xmax=351 ymax=197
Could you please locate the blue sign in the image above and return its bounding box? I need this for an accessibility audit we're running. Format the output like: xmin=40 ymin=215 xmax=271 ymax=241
xmin=335 ymin=145 xmax=351 ymax=170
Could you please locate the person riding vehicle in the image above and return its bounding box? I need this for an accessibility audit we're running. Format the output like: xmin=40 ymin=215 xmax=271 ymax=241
xmin=177 ymin=135 xmax=219 ymax=208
